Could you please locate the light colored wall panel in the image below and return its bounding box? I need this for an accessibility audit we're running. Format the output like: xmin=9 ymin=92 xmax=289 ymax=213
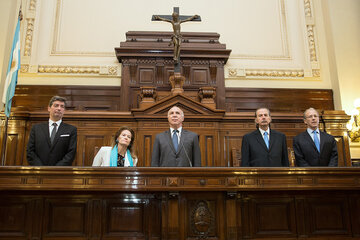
xmin=0 ymin=0 xmax=357 ymax=113
xmin=326 ymin=0 xmax=360 ymax=114
xmin=19 ymin=0 xmax=319 ymax=86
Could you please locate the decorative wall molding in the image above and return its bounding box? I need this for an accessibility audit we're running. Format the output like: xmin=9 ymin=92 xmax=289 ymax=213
xmin=304 ymin=0 xmax=320 ymax=77
xmin=231 ymin=0 xmax=290 ymax=60
xmin=312 ymin=69 xmax=320 ymax=78
xmin=29 ymin=0 xmax=37 ymax=11
xmin=307 ymin=25 xmax=317 ymax=62
xmin=304 ymin=0 xmax=312 ymax=17
xmin=20 ymin=64 xmax=29 ymax=73
xmin=18 ymin=0 xmax=322 ymax=81
xmin=38 ymin=65 xmax=100 ymax=74
xmin=36 ymin=65 xmax=119 ymax=76
xmin=24 ymin=18 xmax=34 ymax=57
xmin=50 ymin=0 xmax=114 ymax=57
xmin=227 ymin=68 xmax=304 ymax=78
xmin=225 ymin=0 xmax=321 ymax=80
xmin=23 ymin=0 xmax=37 ymax=57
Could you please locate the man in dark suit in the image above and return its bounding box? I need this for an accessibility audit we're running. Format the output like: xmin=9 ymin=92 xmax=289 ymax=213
xmin=293 ymin=107 xmax=338 ymax=167
xmin=241 ymin=108 xmax=289 ymax=167
xmin=151 ymin=106 xmax=201 ymax=167
xmin=27 ymin=96 xmax=77 ymax=166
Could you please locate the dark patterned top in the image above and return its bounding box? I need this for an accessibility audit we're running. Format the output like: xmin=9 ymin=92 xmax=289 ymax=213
xmin=117 ymin=154 xmax=125 ymax=167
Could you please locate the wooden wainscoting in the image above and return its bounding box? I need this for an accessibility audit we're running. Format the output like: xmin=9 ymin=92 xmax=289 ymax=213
xmin=10 ymin=85 xmax=333 ymax=113
xmin=0 ymin=167 xmax=360 ymax=239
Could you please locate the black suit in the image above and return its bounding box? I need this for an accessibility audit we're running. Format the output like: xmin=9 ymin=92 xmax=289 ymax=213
xmin=293 ymin=130 xmax=338 ymax=167
xmin=241 ymin=129 xmax=289 ymax=167
xmin=27 ymin=122 xmax=77 ymax=166
xmin=151 ymin=129 xmax=201 ymax=167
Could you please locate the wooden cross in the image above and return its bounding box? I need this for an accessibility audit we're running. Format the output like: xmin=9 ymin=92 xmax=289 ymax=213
xmin=152 ymin=7 xmax=201 ymax=72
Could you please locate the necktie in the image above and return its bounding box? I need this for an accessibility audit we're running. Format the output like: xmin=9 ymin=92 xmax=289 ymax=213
xmin=264 ymin=132 xmax=269 ymax=149
xmin=50 ymin=123 xmax=57 ymax=144
xmin=313 ymin=130 xmax=320 ymax=152
xmin=172 ymin=129 xmax=178 ymax=151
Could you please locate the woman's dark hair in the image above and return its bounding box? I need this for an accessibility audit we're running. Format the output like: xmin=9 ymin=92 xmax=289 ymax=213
xmin=114 ymin=126 xmax=136 ymax=156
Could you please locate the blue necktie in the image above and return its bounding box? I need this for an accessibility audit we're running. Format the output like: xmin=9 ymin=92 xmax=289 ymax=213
xmin=264 ymin=132 xmax=269 ymax=149
xmin=172 ymin=130 xmax=178 ymax=151
xmin=313 ymin=130 xmax=320 ymax=152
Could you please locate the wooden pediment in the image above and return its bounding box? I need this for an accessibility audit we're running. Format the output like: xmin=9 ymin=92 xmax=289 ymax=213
xmin=132 ymin=94 xmax=225 ymax=119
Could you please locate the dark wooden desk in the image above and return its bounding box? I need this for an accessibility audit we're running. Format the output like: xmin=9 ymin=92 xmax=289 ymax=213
xmin=0 ymin=167 xmax=359 ymax=239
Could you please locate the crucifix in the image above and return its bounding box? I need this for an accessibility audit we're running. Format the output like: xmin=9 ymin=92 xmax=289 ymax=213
xmin=152 ymin=7 xmax=201 ymax=73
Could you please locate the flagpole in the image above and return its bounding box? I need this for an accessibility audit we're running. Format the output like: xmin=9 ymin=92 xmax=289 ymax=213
xmin=1 ymin=116 xmax=9 ymax=166
xmin=1 ymin=5 xmax=22 ymax=166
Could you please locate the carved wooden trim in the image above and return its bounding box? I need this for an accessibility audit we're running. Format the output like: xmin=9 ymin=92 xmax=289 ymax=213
xmin=0 ymin=167 xmax=359 ymax=191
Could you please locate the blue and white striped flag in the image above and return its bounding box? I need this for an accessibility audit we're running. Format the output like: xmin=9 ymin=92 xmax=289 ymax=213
xmin=2 ymin=15 xmax=21 ymax=117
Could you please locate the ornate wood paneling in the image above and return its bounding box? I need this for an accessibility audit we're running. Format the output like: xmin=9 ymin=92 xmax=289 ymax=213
xmin=225 ymin=88 xmax=334 ymax=113
xmin=247 ymin=196 xmax=297 ymax=238
xmin=0 ymin=108 xmax=351 ymax=167
xmin=102 ymin=196 xmax=161 ymax=239
xmin=0 ymin=168 xmax=360 ymax=239
xmin=9 ymin=85 xmax=335 ymax=113
xmin=0 ymin=197 xmax=31 ymax=238
xmin=305 ymin=196 xmax=351 ymax=237
xmin=115 ymin=31 xmax=231 ymax=110
xmin=10 ymin=85 xmax=122 ymax=111
xmin=43 ymin=198 xmax=88 ymax=238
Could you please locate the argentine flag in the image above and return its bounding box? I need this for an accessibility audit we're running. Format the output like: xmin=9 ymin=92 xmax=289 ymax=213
xmin=2 ymin=17 xmax=21 ymax=117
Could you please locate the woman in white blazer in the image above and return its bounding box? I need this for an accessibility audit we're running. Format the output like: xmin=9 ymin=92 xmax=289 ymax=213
xmin=92 ymin=127 xmax=137 ymax=167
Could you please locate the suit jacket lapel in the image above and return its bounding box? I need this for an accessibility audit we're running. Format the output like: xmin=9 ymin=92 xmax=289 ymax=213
xmin=255 ymin=130 xmax=268 ymax=151
xmin=40 ymin=123 xmax=51 ymax=147
xmin=319 ymin=131 xmax=326 ymax=153
xmin=268 ymin=129 xmax=274 ymax=150
xmin=178 ymin=130 xmax=187 ymax=153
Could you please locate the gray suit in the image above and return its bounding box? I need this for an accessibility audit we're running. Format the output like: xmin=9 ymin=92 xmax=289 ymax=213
xmin=151 ymin=129 xmax=201 ymax=167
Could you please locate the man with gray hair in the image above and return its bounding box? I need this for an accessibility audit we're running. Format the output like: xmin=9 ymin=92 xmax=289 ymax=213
xmin=27 ymin=96 xmax=77 ymax=166
xmin=293 ymin=107 xmax=338 ymax=167
xmin=151 ymin=105 xmax=201 ymax=167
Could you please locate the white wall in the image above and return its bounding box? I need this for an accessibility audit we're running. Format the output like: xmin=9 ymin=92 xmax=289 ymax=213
xmin=325 ymin=0 xmax=360 ymax=114
xmin=0 ymin=0 xmax=359 ymax=112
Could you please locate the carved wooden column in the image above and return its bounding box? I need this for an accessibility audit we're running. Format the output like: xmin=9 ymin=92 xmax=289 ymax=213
xmin=0 ymin=110 xmax=29 ymax=166
xmin=119 ymin=59 xmax=131 ymax=111
xmin=199 ymin=86 xmax=216 ymax=109
xmin=322 ymin=110 xmax=351 ymax=166
xmin=226 ymin=192 xmax=239 ymax=239
xmin=139 ymin=87 xmax=157 ymax=108
xmin=169 ymin=72 xmax=185 ymax=95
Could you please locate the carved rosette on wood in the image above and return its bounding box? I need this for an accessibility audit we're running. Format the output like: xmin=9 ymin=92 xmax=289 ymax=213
xmin=190 ymin=200 xmax=214 ymax=238
xmin=169 ymin=72 xmax=185 ymax=95
xmin=199 ymin=87 xmax=216 ymax=109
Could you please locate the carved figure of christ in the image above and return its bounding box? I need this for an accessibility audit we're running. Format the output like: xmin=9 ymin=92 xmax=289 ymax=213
xmin=152 ymin=7 xmax=201 ymax=67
